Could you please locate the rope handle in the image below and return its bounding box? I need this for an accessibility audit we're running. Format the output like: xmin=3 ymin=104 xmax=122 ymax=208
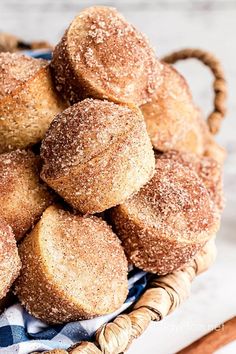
xmin=162 ymin=48 xmax=227 ymax=135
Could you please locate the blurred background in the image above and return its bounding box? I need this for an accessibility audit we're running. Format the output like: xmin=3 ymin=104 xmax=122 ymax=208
xmin=0 ymin=1 xmax=235 ymax=353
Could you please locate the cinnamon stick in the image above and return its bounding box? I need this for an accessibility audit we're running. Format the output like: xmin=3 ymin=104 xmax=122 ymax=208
xmin=177 ymin=317 xmax=236 ymax=354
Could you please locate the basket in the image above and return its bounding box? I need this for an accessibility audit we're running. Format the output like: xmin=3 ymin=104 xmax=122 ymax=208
xmin=0 ymin=35 xmax=227 ymax=354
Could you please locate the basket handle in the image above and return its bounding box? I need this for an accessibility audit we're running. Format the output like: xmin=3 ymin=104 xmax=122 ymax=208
xmin=162 ymin=48 xmax=227 ymax=135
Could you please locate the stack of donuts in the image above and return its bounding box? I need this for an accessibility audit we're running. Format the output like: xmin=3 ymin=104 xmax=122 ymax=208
xmin=0 ymin=6 xmax=224 ymax=324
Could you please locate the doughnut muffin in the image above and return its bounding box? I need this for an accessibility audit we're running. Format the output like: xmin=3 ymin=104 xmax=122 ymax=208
xmin=41 ymin=99 xmax=155 ymax=214
xmin=51 ymin=6 xmax=162 ymax=105
xmin=0 ymin=149 xmax=54 ymax=241
xmin=0 ymin=219 xmax=21 ymax=300
xmin=0 ymin=52 xmax=66 ymax=152
xmin=15 ymin=205 xmax=128 ymax=324
xmin=141 ymin=63 xmax=205 ymax=155
xmin=158 ymin=150 xmax=224 ymax=211
xmin=111 ymin=157 xmax=219 ymax=275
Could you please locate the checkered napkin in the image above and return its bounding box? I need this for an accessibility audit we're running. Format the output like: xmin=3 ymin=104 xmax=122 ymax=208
xmin=0 ymin=270 xmax=147 ymax=353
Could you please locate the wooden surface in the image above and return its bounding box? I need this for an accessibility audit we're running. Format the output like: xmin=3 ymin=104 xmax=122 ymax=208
xmin=0 ymin=1 xmax=236 ymax=353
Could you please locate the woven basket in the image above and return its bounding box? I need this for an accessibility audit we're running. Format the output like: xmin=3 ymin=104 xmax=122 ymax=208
xmin=0 ymin=34 xmax=227 ymax=354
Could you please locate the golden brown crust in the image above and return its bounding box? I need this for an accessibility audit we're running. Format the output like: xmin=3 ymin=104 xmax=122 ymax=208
xmin=141 ymin=63 xmax=205 ymax=154
xmin=0 ymin=149 xmax=54 ymax=241
xmin=0 ymin=52 xmax=46 ymax=98
xmin=51 ymin=6 xmax=162 ymax=105
xmin=157 ymin=150 xmax=224 ymax=211
xmin=0 ymin=53 xmax=66 ymax=153
xmin=0 ymin=219 xmax=21 ymax=300
xmin=15 ymin=205 xmax=128 ymax=324
xmin=111 ymin=158 xmax=219 ymax=275
xmin=41 ymin=99 xmax=155 ymax=214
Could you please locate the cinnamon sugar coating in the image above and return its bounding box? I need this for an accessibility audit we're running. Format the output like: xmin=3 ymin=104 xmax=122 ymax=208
xmin=111 ymin=157 xmax=219 ymax=275
xmin=15 ymin=205 xmax=128 ymax=324
xmin=0 ymin=52 xmax=66 ymax=153
xmin=41 ymin=99 xmax=155 ymax=214
xmin=158 ymin=150 xmax=224 ymax=211
xmin=0 ymin=149 xmax=54 ymax=241
xmin=141 ymin=63 xmax=205 ymax=154
xmin=0 ymin=219 xmax=21 ymax=300
xmin=0 ymin=52 xmax=45 ymax=98
xmin=51 ymin=6 xmax=162 ymax=105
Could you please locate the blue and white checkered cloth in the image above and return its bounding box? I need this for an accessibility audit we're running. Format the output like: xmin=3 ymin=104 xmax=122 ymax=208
xmin=0 ymin=270 xmax=147 ymax=353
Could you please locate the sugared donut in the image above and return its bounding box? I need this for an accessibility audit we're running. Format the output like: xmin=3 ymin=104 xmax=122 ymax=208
xmin=15 ymin=205 xmax=128 ymax=324
xmin=51 ymin=6 xmax=162 ymax=105
xmin=111 ymin=157 xmax=219 ymax=275
xmin=0 ymin=219 xmax=21 ymax=300
xmin=158 ymin=150 xmax=224 ymax=211
xmin=0 ymin=149 xmax=54 ymax=241
xmin=140 ymin=63 xmax=205 ymax=154
xmin=40 ymin=99 xmax=155 ymax=214
xmin=0 ymin=52 xmax=66 ymax=152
